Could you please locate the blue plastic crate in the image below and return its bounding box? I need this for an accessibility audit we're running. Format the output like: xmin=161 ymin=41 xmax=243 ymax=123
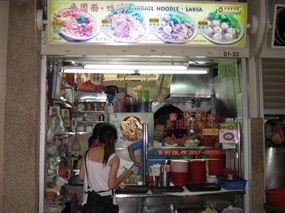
xmin=217 ymin=176 xmax=247 ymax=190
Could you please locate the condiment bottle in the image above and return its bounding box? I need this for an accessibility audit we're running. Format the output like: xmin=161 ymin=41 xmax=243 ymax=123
xmin=112 ymin=93 xmax=125 ymax=112
xmin=147 ymin=175 xmax=154 ymax=187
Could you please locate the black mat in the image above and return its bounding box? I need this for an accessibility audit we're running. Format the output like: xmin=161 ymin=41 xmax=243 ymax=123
xmin=150 ymin=186 xmax=184 ymax=193
xmin=115 ymin=185 xmax=149 ymax=194
xmin=186 ymin=182 xmax=221 ymax=192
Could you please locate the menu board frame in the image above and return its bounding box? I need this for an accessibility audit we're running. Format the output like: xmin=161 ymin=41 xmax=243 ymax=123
xmin=271 ymin=4 xmax=285 ymax=48
xmin=47 ymin=0 xmax=247 ymax=47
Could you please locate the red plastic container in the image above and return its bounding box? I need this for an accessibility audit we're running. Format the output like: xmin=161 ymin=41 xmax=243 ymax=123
xmin=208 ymin=154 xmax=225 ymax=175
xmin=188 ymin=160 xmax=206 ymax=184
xmin=171 ymin=172 xmax=188 ymax=186
xmin=45 ymin=191 xmax=57 ymax=201
xmin=266 ymin=188 xmax=285 ymax=206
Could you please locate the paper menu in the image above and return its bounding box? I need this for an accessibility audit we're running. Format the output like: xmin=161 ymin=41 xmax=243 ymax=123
xmin=117 ymin=158 xmax=135 ymax=177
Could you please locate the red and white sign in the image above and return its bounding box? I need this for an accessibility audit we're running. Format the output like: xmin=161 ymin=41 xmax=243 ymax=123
xmin=219 ymin=129 xmax=238 ymax=143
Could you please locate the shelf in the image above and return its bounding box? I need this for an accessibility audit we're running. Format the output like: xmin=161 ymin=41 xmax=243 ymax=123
xmin=74 ymin=99 xmax=106 ymax=103
xmin=74 ymin=91 xmax=107 ymax=102
xmin=76 ymin=121 xmax=105 ymax=125
xmin=74 ymin=110 xmax=105 ymax=114
xmin=55 ymin=132 xmax=92 ymax=136
xmin=52 ymin=98 xmax=73 ymax=107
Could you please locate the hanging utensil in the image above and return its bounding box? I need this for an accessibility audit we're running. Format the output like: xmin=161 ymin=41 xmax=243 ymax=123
xmin=71 ymin=134 xmax=81 ymax=151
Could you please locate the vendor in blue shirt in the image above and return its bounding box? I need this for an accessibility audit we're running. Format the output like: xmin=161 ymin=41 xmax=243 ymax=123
xmin=127 ymin=123 xmax=167 ymax=175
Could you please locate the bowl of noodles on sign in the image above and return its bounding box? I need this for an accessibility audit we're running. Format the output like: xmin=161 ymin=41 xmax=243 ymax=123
xmin=155 ymin=11 xmax=197 ymax=43
xmin=203 ymin=10 xmax=244 ymax=45
xmin=104 ymin=4 xmax=148 ymax=43
xmin=52 ymin=8 xmax=100 ymax=42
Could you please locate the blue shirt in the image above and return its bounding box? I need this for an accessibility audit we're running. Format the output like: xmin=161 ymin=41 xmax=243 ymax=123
xmin=130 ymin=136 xmax=166 ymax=175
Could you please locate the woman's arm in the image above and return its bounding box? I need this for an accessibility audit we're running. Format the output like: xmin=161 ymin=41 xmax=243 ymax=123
xmin=108 ymin=155 xmax=132 ymax=189
xmin=79 ymin=153 xmax=86 ymax=181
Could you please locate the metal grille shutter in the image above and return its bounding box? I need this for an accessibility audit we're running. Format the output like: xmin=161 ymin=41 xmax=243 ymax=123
xmin=262 ymin=59 xmax=285 ymax=109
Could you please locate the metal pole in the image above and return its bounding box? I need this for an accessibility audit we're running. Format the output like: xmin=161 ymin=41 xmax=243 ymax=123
xmin=142 ymin=123 xmax=148 ymax=185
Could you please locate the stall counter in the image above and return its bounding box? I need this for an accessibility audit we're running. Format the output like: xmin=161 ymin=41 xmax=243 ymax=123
xmin=116 ymin=186 xmax=245 ymax=213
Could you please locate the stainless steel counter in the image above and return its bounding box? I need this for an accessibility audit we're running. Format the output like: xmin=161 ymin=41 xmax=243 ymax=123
xmin=116 ymin=187 xmax=245 ymax=213
xmin=67 ymin=176 xmax=245 ymax=213
xmin=116 ymin=187 xmax=245 ymax=198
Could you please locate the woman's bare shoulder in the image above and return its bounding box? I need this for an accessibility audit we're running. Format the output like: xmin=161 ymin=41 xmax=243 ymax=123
xmin=88 ymin=147 xmax=104 ymax=162
xmin=109 ymin=153 xmax=119 ymax=163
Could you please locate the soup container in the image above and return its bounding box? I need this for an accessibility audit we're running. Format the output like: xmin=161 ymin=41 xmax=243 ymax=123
xmin=171 ymin=160 xmax=188 ymax=186
xmin=171 ymin=172 xmax=188 ymax=186
xmin=189 ymin=159 xmax=206 ymax=184
xmin=208 ymin=155 xmax=225 ymax=176
xmin=171 ymin=160 xmax=188 ymax=172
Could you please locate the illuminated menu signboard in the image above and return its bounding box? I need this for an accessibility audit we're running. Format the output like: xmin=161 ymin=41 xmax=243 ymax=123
xmin=48 ymin=1 xmax=247 ymax=46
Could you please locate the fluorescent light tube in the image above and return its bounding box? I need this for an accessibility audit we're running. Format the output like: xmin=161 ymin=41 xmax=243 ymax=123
xmin=64 ymin=68 xmax=134 ymax=74
xmin=84 ymin=64 xmax=187 ymax=70
xmin=140 ymin=69 xmax=208 ymax=74
xmin=63 ymin=67 xmax=208 ymax=74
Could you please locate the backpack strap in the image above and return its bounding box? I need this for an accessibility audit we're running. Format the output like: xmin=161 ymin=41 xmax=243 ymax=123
xmin=85 ymin=149 xmax=91 ymax=190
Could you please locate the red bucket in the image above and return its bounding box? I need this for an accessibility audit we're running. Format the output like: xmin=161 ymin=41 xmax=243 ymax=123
xmin=266 ymin=188 xmax=285 ymax=206
xmin=189 ymin=160 xmax=206 ymax=184
xmin=208 ymin=155 xmax=225 ymax=176
xmin=171 ymin=172 xmax=188 ymax=186
xmin=171 ymin=160 xmax=189 ymax=186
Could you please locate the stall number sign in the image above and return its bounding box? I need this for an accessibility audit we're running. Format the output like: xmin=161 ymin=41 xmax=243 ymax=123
xmin=218 ymin=59 xmax=237 ymax=77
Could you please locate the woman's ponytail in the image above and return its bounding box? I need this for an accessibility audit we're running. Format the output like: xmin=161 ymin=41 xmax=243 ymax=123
xmin=98 ymin=124 xmax=117 ymax=164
